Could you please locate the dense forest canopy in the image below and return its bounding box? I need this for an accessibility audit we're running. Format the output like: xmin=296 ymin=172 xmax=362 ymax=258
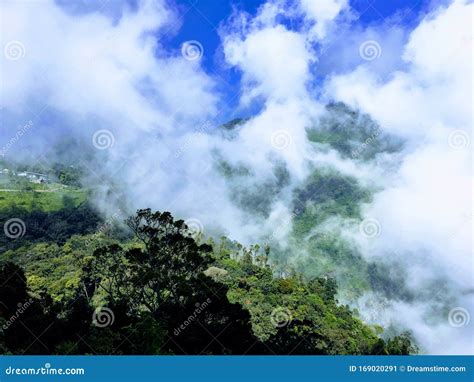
xmin=0 ymin=181 xmax=416 ymax=354
xmin=0 ymin=103 xmax=445 ymax=355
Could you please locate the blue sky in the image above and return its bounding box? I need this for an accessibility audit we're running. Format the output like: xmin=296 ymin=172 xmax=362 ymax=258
xmin=55 ymin=0 xmax=442 ymax=121
xmin=4 ymin=0 xmax=446 ymax=128
xmin=164 ymin=0 xmax=430 ymax=69
xmin=150 ymin=0 xmax=440 ymax=119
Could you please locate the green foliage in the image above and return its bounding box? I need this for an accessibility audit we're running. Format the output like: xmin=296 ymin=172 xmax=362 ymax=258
xmin=292 ymin=168 xmax=371 ymax=234
xmin=0 ymin=208 xmax=417 ymax=355
xmin=0 ymin=127 xmax=417 ymax=356
xmin=385 ymin=331 xmax=419 ymax=355
xmin=51 ymin=164 xmax=84 ymax=187
xmin=284 ymin=166 xmax=377 ymax=300
xmin=292 ymin=233 xmax=371 ymax=300
xmin=0 ymin=262 xmax=63 ymax=354
xmin=367 ymin=262 xmax=414 ymax=301
xmin=85 ymin=209 xmax=258 ymax=354
xmin=0 ymin=188 xmax=87 ymax=212
xmin=216 ymin=157 xmax=291 ymax=217
xmin=307 ymin=102 xmax=403 ymax=161
xmin=212 ymin=242 xmax=387 ymax=354
xmin=1 ymin=234 xmax=116 ymax=303
xmin=0 ymin=201 xmax=102 ymax=252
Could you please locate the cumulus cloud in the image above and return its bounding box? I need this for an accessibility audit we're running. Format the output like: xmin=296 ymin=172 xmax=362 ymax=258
xmin=299 ymin=0 xmax=348 ymax=39
xmin=327 ymin=0 xmax=472 ymax=138
xmin=223 ymin=25 xmax=311 ymax=103
xmin=1 ymin=0 xmax=217 ymax=143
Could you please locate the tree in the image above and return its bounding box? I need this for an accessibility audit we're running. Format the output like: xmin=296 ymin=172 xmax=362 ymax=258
xmin=87 ymin=209 xmax=259 ymax=354
xmin=1 ymin=208 xmax=418 ymax=355
xmin=0 ymin=262 xmax=62 ymax=354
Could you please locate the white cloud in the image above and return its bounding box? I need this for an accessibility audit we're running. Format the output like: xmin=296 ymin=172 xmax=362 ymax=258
xmin=326 ymin=0 xmax=472 ymax=138
xmin=224 ymin=25 xmax=311 ymax=104
xmin=327 ymin=0 xmax=473 ymax=354
xmin=1 ymin=0 xmax=217 ymax=138
xmin=299 ymin=0 xmax=348 ymax=39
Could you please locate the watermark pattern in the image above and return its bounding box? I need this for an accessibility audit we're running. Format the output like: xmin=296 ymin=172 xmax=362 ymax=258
xmin=0 ymin=120 xmax=34 ymax=157
xmin=351 ymin=127 xmax=381 ymax=159
xmin=181 ymin=40 xmax=204 ymax=61
xmin=359 ymin=40 xmax=382 ymax=61
xmin=448 ymin=307 xmax=470 ymax=328
xmin=448 ymin=129 xmax=470 ymax=150
xmin=5 ymin=364 xmax=85 ymax=376
xmin=2 ymin=298 xmax=34 ymax=331
xmin=3 ymin=218 xmax=26 ymax=239
xmin=270 ymin=306 xmax=292 ymax=328
xmin=359 ymin=218 xmax=381 ymax=238
xmin=174 ymin=298 xmax=212 ymax=336
xmin=271 ymin=130 xmax=292 ymax=150
xmin=84 ymin=210 xmax=122 ymax=247
xmin=92 ymin=129 xmax=115 ymax=150
xmin=174 ymin=120 xmax=212 ymax=159
xmin=4 ymin=40 xmax=26 ymax=60
xmin=184 ymin=218 xmax=204 ymax=239
xmin=92 ymin=307 xmax=115 ymax=328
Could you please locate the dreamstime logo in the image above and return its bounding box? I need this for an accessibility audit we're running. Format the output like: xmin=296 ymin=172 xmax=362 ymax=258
xmin=3 ymin=218 xmax=26 ymax=239
xmin=359 ymin=40 xmax=382 ymax=61
xmin=2 ymin=298 xmax=34 ymax=330
xmin=181 ymin=40 xmax=204 ymax=61
xmin=0 ymin=120 xmax=34 ymax=157
xmin=448 ymin=129 xmax=470 ymax=150
xmin=270 ymin=307 xmax=292 ymax=328
xmin=351 ymin=127 xmax=381 ymax=159
xmin=4 ymin=40 xmax=26 ymax=60
xmin=92 ymin=129 xmax=115 ymax=150
xmin=174 ymin=120 xmax=212 ymax=159
xmin=448 ymin=307 xmax=470 ymax=328
xmin=271 ymin=130 xmax=292 ymax=150
xmin=92 ymin=307 xmax=115 ymax=328
xmin=84 ymin=210 xmax=122 ymax=247
xmin=174 ymin=298 xmax=212 ymax=336
xmin=184 ymin=218 xmax=204 ymax=239
xmin=359 ymin=218 xmax=381 ymax=238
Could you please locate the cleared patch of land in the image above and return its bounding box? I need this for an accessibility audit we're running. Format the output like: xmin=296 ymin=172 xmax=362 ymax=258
xmin=0 ymin=184 xmax=87 ymax=211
